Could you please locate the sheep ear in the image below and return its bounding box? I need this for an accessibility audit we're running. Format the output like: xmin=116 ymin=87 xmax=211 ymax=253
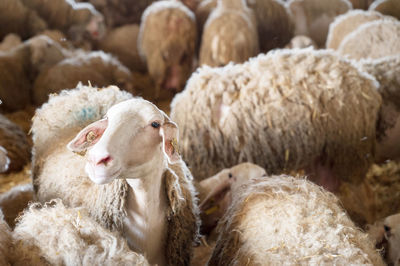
xmin=67 ymin=118 xmax=108 ymax=154
xmin=160 ymin=121 xmax=180 ymax=164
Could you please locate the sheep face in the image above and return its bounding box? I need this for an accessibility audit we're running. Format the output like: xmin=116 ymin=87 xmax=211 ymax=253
xmin=67 ymin=99 xmax=180 ymax=184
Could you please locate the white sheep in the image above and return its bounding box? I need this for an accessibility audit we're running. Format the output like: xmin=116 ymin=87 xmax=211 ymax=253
xmin=326 ymin=10 xmax=391 ymax=50
xmin=11 ymin=200 xmax=149 ymax=266
xmin=287 ymin=0 xmax=352 ymax=47
xmin=171 ymin=49 xmax=381 ymax=192
xmin=208 ymin=175 xmax=384 ymax=265
xmin=199 ymin=0 xmax=259 ymax=67
xmin=337 ymin=20 xmax=400 ymax=60
xmin=32 ymin=84 xmax=200 ymax=265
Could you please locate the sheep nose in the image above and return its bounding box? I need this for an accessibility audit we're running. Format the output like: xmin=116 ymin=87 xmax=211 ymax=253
xmin=89 ymin=154 xmax=113 ymax=166
xmin=96 ymin=155 xmax=112 ymax=166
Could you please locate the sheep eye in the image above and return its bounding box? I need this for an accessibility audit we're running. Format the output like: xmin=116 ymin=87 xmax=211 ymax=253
xmin=228 ymin=173 xmax=233 ymax=178
xmin=384 ymin=225 xmax=391 ymax=232
xmin=151 ymin=122 xmax=160 ymax=128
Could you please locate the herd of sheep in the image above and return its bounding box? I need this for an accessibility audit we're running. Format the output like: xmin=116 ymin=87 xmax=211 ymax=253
xmin=0 ymin=0 xmax=400 ymax=265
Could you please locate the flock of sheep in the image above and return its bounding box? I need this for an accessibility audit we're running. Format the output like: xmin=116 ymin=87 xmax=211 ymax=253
xmin=0 ymin=0 xmax=400 ymax=265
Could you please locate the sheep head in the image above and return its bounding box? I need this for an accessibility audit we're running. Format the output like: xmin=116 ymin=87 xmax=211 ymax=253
xmin=199 ymin=162 xmax=266 ymax=234
xmin=67 ymin=98 xmax=180 ymax=184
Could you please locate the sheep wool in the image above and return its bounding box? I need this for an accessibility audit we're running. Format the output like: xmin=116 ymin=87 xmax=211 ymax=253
xmin=11 ymin=200 xmax=149 ymax=266
xmin=0 ymin=183 xmax=34 ymax=228
xmin=288 ymin=0 xmax=352 ymax=47
xmin=326 ymin=10 xmax=390 ymax=50
xmin=0 ymin=210 xmax=11 ymax=266
xmin=359 ymin=55 xmax=400 ymax=110
xmin=138 ymin=0 xmax=197 ymax=99
xmin=0 ymin=35 xmax=67 ymax=112
xmin=208 ymin=175 xmax=384 ymax=265
xmin=199 ymin=0 xmax=259 ymax=67
xmin=0 ymin=0 xmax=47 ymax=40
xmin=247 ymin=0 xmax=294 ymax=53
xmin=0 ymin=115 xmax=30 ymax=172
xmin=369 ymin=0 xmax=400 ymax=20
xmin=338 ymin=20 xmax=400 ymax=60
xmin=32 ymin=51 xmax=134 ymax=105
xmin=285 ymin=35 xmax=317 ymax=49
xmin=170 ymin=49 xmax=381 ymax=182
xmin=99 ymin=24 xmax=146 ymax=72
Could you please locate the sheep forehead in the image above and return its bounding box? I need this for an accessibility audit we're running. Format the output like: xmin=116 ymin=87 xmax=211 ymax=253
xmin=106 ymin=99 xmax=164 ymax=126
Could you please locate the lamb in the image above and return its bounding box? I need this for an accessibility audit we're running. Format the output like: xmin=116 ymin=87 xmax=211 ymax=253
xmin=98 ymin=24 xmax=146 ymax=72
xmin=32 ymin=85 xmax=200 ymax=265
xmin=0 ymin=35 xmax=67 ymax=112
xmin=287 ymin=0 xmax=352 ymax=47
xmin=208 ymin=175 xmax=384 ymax=265
xmin=0 ymin=0 xmax=47 ymax=40
xmin=0 ymin=184 xmax=34 ymax=228
xmin=369 ymin=0 xmax=400 ymax=20
xmin=11 ymin=199 xmax=149 ymax=266
xmin=246 ymin=0 xmax=294 ymax=53
xmin=199 ymin=0 xmax=259 ymax=67
xmin=170 ymin=49 xmax=382 ymax=192
xmin=337 ymin=20 xmax=400 ymax=60
xmin=0 ymin=115 xmax=31 ymax=172
xmin=32 ymin=51 xmax=134 ymax=105
xmin=326 ymin=10 xmax=390 ymax=50
xmin=138 ymin=0 xmax=197 ymax=100
xmin=0 ymin=209 xmax=11 ymax=266
xmin=367 ymin=213 xmax=400 ymax=266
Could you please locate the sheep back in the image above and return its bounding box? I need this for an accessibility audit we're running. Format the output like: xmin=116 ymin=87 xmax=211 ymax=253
xmin=171 ymin=49 xmax=381 ymax=181
xmin=208 ymin=175 xmax=384 ymax=265
xmin=338 ymin=20 xmax=400 ymax=60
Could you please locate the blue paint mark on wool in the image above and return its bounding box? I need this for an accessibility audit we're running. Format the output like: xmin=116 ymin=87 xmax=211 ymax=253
xmin=74 ymin=107 xmax=98 ymax=122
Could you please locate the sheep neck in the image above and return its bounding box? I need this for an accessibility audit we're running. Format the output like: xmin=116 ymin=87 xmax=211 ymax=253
xmin=122 ymin=150 xmax=168 ymax=266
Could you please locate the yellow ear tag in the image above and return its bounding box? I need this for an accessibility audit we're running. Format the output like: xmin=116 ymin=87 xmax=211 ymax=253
xmin=204 ymin=205 xmax=219 ymax=215
xmin=86 ymin=131 xmax=97 ymax=143
xmin=171 ymin=138 xmax=180 ymax=154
